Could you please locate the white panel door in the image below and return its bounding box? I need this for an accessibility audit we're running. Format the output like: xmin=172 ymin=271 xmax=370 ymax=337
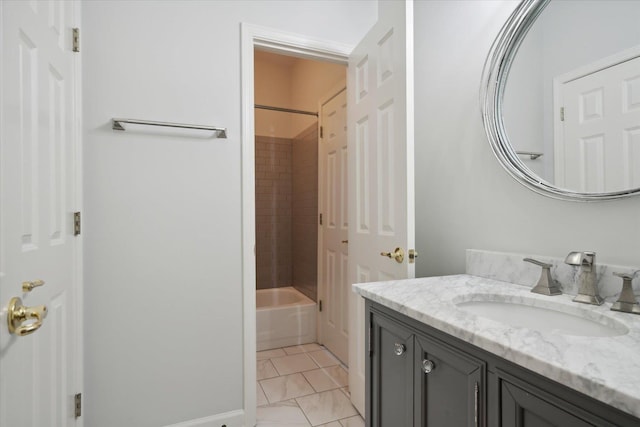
xmin=347 ymin=0 xmax=415 ymax=415
xmin=319 ymin=89 xmax=348 ymax=364
xmin=1 ymin=1 xmax=81 ymax=426
xmin=556 ymin=56 xmax=640 ymax=192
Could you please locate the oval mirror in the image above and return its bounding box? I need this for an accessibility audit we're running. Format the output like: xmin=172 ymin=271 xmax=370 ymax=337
xmin=482 ymin=0 xmax=640 ymax=201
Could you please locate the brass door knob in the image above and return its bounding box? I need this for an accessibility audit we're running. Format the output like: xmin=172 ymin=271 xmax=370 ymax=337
xmin=380 ymin=247 xmax=404 ymax=263
xmin=7 ymin=297 xmax=48 ymax=336
xmin=408 ymin=249 xmax=418 ymax=264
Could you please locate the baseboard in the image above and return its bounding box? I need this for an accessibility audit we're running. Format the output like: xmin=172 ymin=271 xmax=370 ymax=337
xmin=163 ymin=410 xmax=245 ymax=427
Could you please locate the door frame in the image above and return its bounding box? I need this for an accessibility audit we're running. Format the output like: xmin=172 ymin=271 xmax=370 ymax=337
xmin=240 ymin=23 xmax=352 ymax=426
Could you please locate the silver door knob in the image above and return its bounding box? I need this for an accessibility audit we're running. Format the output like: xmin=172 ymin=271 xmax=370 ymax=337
xmin=394 ymin=343 xmax=406 ymax=356
xmin=422 ymin=359 xmax=435 ymax=374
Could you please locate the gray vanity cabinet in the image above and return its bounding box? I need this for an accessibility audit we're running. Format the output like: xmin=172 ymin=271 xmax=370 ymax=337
xmin=366 ymin=300 xmax=640 ymax=427
xmin=414 ymin=334 xmax=484 ymax=426
xmin=368 ymin=308 xmax=485 ymax=427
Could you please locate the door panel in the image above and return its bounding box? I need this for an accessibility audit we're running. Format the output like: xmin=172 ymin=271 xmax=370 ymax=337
xmin=415 ymin=335 xmax=484 ymax=427
xmin=370 ymin=312 xmax=414 ymax=427
xmin=501 ymin=381 xmax=592 ymax=427
xmin=1 ymin=1 xmax=80 ymax=426
xmin=320 ymin=89 xmax=349 ymax=364
xmin=348 ymin=0 xmax=415 ymax=415
xmin=557 ymin=56 xmax=640 ymax=192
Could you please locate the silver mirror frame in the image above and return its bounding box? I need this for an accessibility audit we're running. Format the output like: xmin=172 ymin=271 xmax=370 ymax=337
xmin=480 ymin=0 xmax=640 ymax=201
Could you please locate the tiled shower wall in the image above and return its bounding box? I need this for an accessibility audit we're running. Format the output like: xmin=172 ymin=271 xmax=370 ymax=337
xmin=292 ymin=125 xmax=318 ymax=301
xmin=255 ymin=136 xmax=293 ymax=289
xmin=255 ymin=125 xmax=318 ymax=300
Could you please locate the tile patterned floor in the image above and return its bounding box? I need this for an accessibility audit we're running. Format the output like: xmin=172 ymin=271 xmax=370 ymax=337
xmin=257 ymin=343 xmax=365 ymax=427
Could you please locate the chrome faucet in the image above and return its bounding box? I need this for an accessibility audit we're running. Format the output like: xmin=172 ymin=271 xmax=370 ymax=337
xmin=523 ymin=258 xmax=562 ymax=296
xmin=564 ymin=251 xmax=604 ymax=305
xmin=610 ymin=272 xmax=640 ymax=315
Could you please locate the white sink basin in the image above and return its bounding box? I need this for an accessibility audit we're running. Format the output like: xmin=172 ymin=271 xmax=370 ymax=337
xmin=456 ymin=297 xmax=629 ymax=338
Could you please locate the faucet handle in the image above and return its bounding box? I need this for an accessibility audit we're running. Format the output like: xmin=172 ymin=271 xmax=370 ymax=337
xmin=611 ymin=271 xmax=640 ymax=315
xmin=524 ymin=258 xmax=552 ymax=269
xmin=523 ymin=258 xmax=562 ymax=296
xmin=613 ymin=271 xmax=636 ymax=281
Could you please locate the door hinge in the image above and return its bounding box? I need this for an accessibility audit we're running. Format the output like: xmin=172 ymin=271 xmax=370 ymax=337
xmin=560 ymin=107 xmax=565 ymax=121
xmin=74 ymin=393 xmax=82 ymax=418
xmin=319 ymin=213 xmax=323 ymax=225
xmin=73 ymin=212 xmax=81 ymax=236
xmin=72 ymin=28 xmax=80 ymax=52
xmin=319 ymin=300 xmax=323 ymax=312
xmin=320 ymin=126 xmax=323 ymax=138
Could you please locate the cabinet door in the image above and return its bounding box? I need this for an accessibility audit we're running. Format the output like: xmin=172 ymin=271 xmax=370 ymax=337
xmin=370 ymin=312 xmax=415 ymax=427
xmin=501 ymin=381 xmax=592 ymax=427
xmin=415 ymin=335 xmax=485 ymax=427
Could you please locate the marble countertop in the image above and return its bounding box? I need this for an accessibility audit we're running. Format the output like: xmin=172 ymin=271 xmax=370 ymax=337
xmin=353 ymin=274 xmax=640 ymax=418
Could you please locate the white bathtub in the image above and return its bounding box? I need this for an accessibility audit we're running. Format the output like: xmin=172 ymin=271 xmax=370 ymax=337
xmin=256 ymin=287 xmax=317 ymax=351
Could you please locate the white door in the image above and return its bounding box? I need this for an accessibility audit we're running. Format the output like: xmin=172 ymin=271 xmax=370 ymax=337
xmin=347 ymin=0 xmax=415 ymax=415
xmin=0 ymin=1 xmax=81 ymax=426
xmin=556 ymin=55 xmax=640 ymax=192
xmin=319 ymin=88 xmax=349 ymax=364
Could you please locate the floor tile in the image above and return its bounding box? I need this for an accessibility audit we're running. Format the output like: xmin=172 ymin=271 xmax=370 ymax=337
xmin=261 ymin=373 xmax=316 ymax=403
xmin=257 ymin=400 xmax=311 ymax=426
xmin=325 ymin=365 xmax=348 ymax=387
xmin=296 ymin=389 xmax=358 ymax=426
xmin=303 ymin=367 xmax=345 ymax=393
xmin=340 ymin=415 xmax=365 ymax=427
xmin=283 ymin=345 xmax=307 ymax=355
xmin=308 ymin=350 xmax=340 ymax=367
xmin=257 ymin=359 xmax=279 ymax=380
xmin=301 ymin=343 xmax=323 ymax=352
xmin=257 ymin=382 xmax=269 ymax=406
xmin=271 ymin=353 xmax=319 ymax=376
xmin=317 ymin=422 xmax=342 ymax=427
xmin=258 ymin=348 xmax=287 ymax=360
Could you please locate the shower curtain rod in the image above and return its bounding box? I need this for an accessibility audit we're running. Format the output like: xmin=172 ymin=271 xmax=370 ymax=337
xmin=255 ymin=104 xmax=318 ymax=117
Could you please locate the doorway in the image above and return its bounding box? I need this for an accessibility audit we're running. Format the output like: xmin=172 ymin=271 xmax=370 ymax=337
xmin=253 ymin=50 xmax=360 ymax=424
xmin=242 ymin=6 xmax=416 ymax=423
xmin=241 ymin=24 xmax=354 ymax=425
xmin=253 ymin=49 xmax=350 ymax=363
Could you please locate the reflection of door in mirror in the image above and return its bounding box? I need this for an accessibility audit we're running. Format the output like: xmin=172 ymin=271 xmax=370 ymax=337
xmin=555 ymin=55 xmax=640 ymax=193
xmin=500 ymin=0 xmax=640 ymax=196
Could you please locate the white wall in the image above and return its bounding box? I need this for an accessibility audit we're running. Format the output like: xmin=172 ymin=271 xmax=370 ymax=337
xmin=254 ymin=52 xmax=345 ymax=138
xmin=255 ymin=51 xmax=294 ymax=138
xmin=502 ymin=21 xmax=545 ymax=178
xmin=290 ymin=59 xmax=346 ymax=136
xmin=414 ymin=0 xmax=640 ymax=279
xmin=82 ymin=1 xmax=376 ymax=426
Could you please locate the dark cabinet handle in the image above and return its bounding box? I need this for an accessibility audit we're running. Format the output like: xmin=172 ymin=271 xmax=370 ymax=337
xmin=474 ymin=382 xmax=479 ymax=426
